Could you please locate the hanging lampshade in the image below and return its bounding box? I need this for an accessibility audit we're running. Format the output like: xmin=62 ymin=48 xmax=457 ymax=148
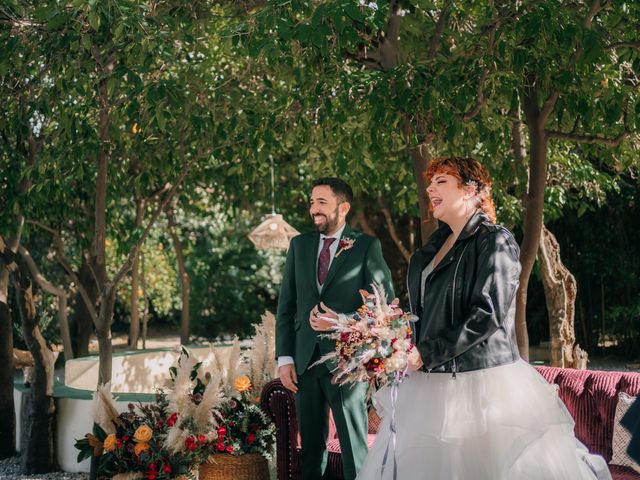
xmin=248 ymin=157 xmax=299 ymax=250
xmin=248 ymin=213 xmax=299 ymax=251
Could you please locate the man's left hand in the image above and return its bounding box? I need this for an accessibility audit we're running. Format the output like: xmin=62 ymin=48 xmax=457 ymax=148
xmin=310 ymin=302 xmax=338 ymax=332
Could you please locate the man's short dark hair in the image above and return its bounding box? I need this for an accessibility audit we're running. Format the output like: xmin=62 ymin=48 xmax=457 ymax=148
xmin=312 ymin=177 xmax=354 ymax=204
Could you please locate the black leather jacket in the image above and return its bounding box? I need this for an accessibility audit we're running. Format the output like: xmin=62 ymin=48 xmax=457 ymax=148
xmin=407 ymin=211 xmax=521 ymax=374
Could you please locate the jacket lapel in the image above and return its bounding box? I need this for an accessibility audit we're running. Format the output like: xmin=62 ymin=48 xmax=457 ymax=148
xmin=320 ymin=225 xmax=353 ymax=295
xmin=306 ymin=231 xmax=320 ymax=290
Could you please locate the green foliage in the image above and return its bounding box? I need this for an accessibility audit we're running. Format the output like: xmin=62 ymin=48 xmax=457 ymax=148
xmin=108 ymin=230 xmax=180 ymax=319
xmin=186 ymin=204 xmax=287 ymax=340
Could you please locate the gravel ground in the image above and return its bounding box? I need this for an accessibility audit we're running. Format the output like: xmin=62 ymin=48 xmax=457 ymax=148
xmin=0 ymin=456 xmax=88 ymax=479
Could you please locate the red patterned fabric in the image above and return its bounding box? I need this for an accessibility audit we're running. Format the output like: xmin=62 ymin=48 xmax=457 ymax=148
xmin=611 ymin=464 xmax=640 ymax=480
xmin=534 ymin=366 xmax=640 ymax=462
xmin=317 ymin=237 xmax=336 ymax=285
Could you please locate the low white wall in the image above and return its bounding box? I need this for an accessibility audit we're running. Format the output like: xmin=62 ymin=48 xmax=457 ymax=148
xmin=65 ymin=345 xmax=231 ymax=392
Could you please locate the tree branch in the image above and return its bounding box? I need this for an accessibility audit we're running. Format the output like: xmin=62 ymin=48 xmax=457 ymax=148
xmin=605 ymin=41 xmax=640 ymax=50
xmin=539 ymin=91 xmax=560 ymax=126
xmin=18 ymin=245 xmax=73 ymax=359
xmin=537 ymin=0 xmax=604 ymax=127
xmin=28 ymin=221 xmax=99 ymax=325
xmin=462 ymin=6 xmax=500 ymax=121
xmin=545 ymin=129 xmax=629 ymax=147
xmin=356 ymin=0 xmax=403 ymax=71
xmin=380 ymin=205 xmax=411 ymax=263
xmin=110 ymin=155 xmax=197 ymax=289
xmin=351 ymin=210 xmax=376 ymax=237
xmin=428 ymin=0 xmax=453 ymax=59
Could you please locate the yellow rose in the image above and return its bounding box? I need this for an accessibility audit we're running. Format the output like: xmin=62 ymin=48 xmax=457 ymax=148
xmin=233 ymin=375 xmax=252 ymax=393
xmin=134 ymin=442 xmax=149 ymax=456
xmin=134 ymin=425 xmax=153 ymax=443
xmin=103 ymin=433 xmax=117 ymax=453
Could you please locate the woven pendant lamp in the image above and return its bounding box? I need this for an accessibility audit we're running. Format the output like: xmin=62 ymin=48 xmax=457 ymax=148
xmin=248 ymin=158 xmax=299 ymax=251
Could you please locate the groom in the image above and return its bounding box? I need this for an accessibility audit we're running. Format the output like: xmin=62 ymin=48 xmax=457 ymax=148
xmin=276 ymin=177 xmax=394 ymax=480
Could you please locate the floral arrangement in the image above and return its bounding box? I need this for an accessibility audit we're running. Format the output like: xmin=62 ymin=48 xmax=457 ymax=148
xmin=75 ymin=385 xmax=199 ymax=479
xmin=75 ymin=312 xmax=279 ymax=478
xmin=208 ymin=374 xmax=276 ymax=460
xmin=314 ymin=283 xmax=418 ymax=394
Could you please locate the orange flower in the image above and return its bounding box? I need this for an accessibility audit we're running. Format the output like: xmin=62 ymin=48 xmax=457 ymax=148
xmin=233 ymin=375 xmax=252 ymax=393
xmin=134 ymin=424 xmax=153 ymax=443
xmin=103 ymin=433 xmax=117 ymax=452
xmin=134 ymin=442 xmax=149 ymax=456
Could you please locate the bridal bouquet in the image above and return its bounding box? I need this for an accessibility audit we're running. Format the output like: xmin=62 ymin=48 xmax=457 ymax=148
xmin=314 ymin=283 xmax=418 ymax=392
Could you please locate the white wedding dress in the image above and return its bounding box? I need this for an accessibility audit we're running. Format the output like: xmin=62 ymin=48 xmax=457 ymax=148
xmin=357 ymin=359 xmax=612 ymax=480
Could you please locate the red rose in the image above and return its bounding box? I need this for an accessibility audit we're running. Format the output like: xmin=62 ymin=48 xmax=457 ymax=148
xmin=228 ymin=421 xmax=235 ymax=427
xmin=147 ymin=471 xmax=157 ymax=480
xmin=216 ymin=442 xmax=225 ymax=452
xmin=185 ymin=436 xmax=197 ymax=451
xmin=198 ymin=434 xmax=207 ymax=444
xmin=162 ymin=464 xmax=172 ymax=474
xmin=166 ymin=412 xmax=178 ymax=427
xmin=248 ymin=433 xmax=256 ymax=443
xmin=226 ymin=445 xmax=234 ymax=454
xmin=217 ymin=427 xmax=226 ymax=437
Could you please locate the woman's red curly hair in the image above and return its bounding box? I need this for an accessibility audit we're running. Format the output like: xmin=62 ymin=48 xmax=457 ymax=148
xmin=423 ymin=157 xmax=497 ymax=224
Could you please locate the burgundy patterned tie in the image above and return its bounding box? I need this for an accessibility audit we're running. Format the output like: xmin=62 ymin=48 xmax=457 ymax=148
xmin=317 ymin=237 xmax=336 ymax=285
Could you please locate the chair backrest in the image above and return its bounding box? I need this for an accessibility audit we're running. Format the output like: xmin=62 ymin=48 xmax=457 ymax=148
xmin=534 ymin=366 xmax=640 ymax=461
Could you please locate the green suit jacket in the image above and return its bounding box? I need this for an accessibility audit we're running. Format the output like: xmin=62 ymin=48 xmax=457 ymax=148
xmin=276 ymin=225 xmax=395 ymax=375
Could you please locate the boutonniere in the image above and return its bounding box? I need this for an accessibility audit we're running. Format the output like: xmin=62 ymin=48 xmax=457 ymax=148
xmin=335 ymin=237 xmax=355 ymax=258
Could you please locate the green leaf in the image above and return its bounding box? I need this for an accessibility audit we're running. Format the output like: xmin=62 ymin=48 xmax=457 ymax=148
xmin=88 ymin=11 xmax=100 ymax=31
xmin=344 ymin=3 xmax=364 ymax=23
xmin=156 ymin=109 xmax=166 ymax=131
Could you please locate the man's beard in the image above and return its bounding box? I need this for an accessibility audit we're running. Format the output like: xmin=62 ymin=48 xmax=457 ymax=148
xmin=313 ymin=208 xmax=340 ymax=234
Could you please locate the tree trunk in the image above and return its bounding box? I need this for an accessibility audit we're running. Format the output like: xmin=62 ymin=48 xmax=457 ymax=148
xmin=410 ymin=141 xmax=438 ymax=246
xmin=128 ymin=199 xmax=145 ymax=349
xmin=96 ymin=286 xmax=116 ymax=385
xmin=167 ymin=209 xmax=190 ymax=345
xmin=539 ymin=225 xmax=587 ymax=369
xmin=0 ymin=295 xmax=16 ymax=460
xmin=71 ymin=257 xmax=98 ymax=357
xmin=0 ymin=229 xmax=21 ymax=459
xmin=140 ymin=252 xmax=149 ymax=350
xmin=516 ymin=84 xmax=555 ymax=360
xmin=11 ymin=266 xmax=56 ymax=473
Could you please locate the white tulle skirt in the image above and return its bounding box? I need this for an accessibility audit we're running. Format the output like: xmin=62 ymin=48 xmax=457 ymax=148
xmin=357 ymin=360 xmax=611 ymax=480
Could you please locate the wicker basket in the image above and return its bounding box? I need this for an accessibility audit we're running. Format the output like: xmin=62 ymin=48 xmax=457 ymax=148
xmin=199 ymin=453 xmax=269 ymax=480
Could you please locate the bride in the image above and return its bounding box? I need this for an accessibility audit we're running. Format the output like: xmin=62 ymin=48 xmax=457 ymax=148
xmin=317 ymin=156 xmax=611 ymax=480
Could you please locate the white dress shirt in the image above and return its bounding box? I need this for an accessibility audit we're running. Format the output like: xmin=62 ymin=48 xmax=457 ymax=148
xmin=278 ymin=223 xmax=347 ymax=369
